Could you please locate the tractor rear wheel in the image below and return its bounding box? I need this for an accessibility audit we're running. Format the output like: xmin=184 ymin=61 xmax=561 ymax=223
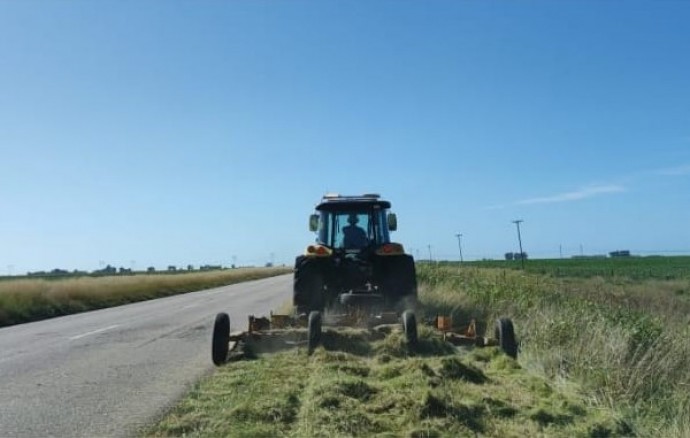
xmin=402 ymin=310 xmax=418 ymax=349
xmin=379 ymin=255 xmax=417 ymax=309
xmin=212 ymin=312 xmax=230 ymax=366
xmin=494 ymin=318 xmax=518 ymax=359
xmin=294 ymin=257 xmax=326 ymax=313
xmin=307 ymin=311 xmax=322 ymax=355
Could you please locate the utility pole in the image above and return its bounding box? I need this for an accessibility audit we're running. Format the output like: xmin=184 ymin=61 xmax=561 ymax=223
xmin=512 ymin=220 xmax=525 ymax=269
xmin=559 ymin=244 xmax=563 ymax=259
xmin=580 ymin=244 xmax=584 ymax=257
xmin=427 ymin=244 xmax=433 ymax=263
xmin=455 ymin=233 xmax=464 ymax=263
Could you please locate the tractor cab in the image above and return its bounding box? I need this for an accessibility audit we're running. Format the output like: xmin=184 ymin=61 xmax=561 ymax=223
xmin=295 ymin=193 xmax=414 ymax=314
xmin=309 ymin=193 xmax=399 ymax=253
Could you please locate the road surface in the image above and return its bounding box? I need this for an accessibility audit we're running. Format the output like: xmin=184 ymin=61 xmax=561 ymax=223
xmin=0 ymin=274 xmax=292 ymax=437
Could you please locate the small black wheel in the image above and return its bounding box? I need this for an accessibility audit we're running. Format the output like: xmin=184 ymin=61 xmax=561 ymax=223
xmin=402 ymin=310 xmax=418 ymax=348
xmin=308 ymin=311 xmax=322 ymax=355
xmin=212 ymin=312 xmax=230 ymax=366
xmin=495 ymin=318 xmax=518 ymax=359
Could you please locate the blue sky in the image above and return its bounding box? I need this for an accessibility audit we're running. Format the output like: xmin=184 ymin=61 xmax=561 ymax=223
xmin=1 ymin=1 xmax=689 ymax=273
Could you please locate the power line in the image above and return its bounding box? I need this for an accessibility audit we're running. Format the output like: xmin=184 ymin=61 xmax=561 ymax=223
xmin=512 ymin=219 xmax=525 ymax=269
xmin=455 ymin=233 xmax=464 ymax=263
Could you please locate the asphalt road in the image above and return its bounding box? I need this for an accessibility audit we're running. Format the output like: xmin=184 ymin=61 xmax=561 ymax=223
xmin=0 ymin=274 xmax=292 ymax=437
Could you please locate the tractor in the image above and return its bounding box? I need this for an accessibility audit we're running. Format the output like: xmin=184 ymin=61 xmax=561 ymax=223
xmin=210 ymin=193 xmax=518 ymax=365
xmin=293 ymin=193 xmax=417 ymax=316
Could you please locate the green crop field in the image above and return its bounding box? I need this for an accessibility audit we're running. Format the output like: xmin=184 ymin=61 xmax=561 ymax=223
xmin=460 ymin=255 xmax=690 ymax=280
xmin=145 ymin=256 xmax=690 ymax=437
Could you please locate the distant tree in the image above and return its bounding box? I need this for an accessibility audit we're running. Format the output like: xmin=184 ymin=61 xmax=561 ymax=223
xmin=147 ymin=266 xmax=156 ymax=273
xmin=187 ymin=264 xmax=194 ymax=271
xmin=504 ymin=252 xmax=514 ymax=261
xmin=50 ymin=268 xmax=70 ymax=276
xmin=168 ymin=265 xmax=177 ymax=271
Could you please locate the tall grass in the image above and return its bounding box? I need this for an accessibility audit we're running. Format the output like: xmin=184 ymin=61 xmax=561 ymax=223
xmin=0 ymin=268 xmax=290 ymax=327
xmin=418 ymin=264 xmax=690 ymax=435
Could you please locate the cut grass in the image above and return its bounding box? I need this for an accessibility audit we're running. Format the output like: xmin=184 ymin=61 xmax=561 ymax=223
xmin=0 ymin=267 xmax=290 ymax=327
xmin=145 ymin=331 xmax=628 ymax=438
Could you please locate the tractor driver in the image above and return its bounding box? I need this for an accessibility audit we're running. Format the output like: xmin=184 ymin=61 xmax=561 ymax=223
xmin=343 ymin=213 xmax=368 ymax=249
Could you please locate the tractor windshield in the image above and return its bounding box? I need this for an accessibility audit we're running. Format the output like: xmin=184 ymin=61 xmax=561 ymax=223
xmin=317 ymin=209 xmax=390 ymax=249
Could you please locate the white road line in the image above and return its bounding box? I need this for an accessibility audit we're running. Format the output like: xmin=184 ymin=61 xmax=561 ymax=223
xmin=69 ymin=325 xmax=120 ymax=341
xmin=180 ymin=303 xmax=199 ymax=310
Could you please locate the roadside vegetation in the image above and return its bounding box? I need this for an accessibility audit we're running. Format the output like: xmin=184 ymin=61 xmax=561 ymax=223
xmin=420 ymin=263 xmax=690 ymax=436
xmin=147 ymin=257 xmax=690 ymax=437
xmin=0 ymin=267 xmax=290 ymax=327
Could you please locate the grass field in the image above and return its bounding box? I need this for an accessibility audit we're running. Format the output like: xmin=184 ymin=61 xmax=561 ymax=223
xmin=0 ymin=267 xmax=291 ymax=328
xmin=146 ymin=257 xmax=690 ymax=437
xmin=462 ymin=255 xmax=690 ymax=280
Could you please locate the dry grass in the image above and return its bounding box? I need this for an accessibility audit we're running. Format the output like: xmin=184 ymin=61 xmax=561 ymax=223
xmin=0 ymin=268 xmax=290 ymax=327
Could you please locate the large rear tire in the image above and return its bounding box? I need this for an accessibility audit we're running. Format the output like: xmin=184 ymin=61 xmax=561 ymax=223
xmin=308 ymin=311 xmax=322 ymax=355
xmin=494 ymin=318 xmax=518 ymax=359
xmin=294 ymin=257 xmax=326 ymax=313
xmin=379 ymin=255 xmax=418 ymax=310
xmin=212 ymin=312 xmax=230 ymax=366
xmin=402 ymin=310 xmax=418 ymax=349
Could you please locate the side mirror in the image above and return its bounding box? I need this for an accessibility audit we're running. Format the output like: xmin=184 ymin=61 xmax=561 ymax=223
xmin=387 ymin=213 xmax=397 ymax=231
xmin=309 ymin=214 xmax=319 ymax=232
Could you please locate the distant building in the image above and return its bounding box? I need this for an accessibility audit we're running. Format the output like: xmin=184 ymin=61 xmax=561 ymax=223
xmin=609 ymin=250 xmax=631 ymax=258
xmin=505 ymin=252 xmax=528 ymax=261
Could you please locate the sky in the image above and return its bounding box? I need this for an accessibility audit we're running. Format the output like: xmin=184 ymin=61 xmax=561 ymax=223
xmin=1 ymin=1 xmax=689 ymax=273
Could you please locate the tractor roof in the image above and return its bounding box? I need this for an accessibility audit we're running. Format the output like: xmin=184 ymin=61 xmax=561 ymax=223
xmin=315 ymin=193 xmax=391 ymax=211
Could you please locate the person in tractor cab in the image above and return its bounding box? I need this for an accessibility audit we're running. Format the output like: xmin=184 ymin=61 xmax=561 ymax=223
xmin=343 ymin=213 xmax=368 ymax=249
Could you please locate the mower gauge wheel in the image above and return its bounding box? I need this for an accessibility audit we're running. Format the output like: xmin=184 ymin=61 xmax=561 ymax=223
xmin=212 ymin=312 xmax=230 ymax=366
xmin=495 ymin=318 xmax=518 ymax=359
xmin=402 ymin=310 xmax=418 ymax=349
xmin=308 ymin=311 xmax=322 ymax=355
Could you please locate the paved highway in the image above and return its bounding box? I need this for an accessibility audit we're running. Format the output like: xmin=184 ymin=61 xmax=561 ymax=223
xmin=0 ymin=274 xmax=292 ymax=437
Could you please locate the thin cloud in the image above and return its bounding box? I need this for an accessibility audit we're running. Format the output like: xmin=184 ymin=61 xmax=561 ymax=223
xmin=656 ymin=164 xmax=690 ymax=176
xmin=515 ymin=184 xmax=626 ymax=206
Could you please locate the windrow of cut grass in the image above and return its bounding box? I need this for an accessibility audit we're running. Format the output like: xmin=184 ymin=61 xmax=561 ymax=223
xmin=146 ymin=330 xmax=626 ymax=438
xmin=418 ymin=264 xmax=690 ymax=436
xmin=0 ymin=267 xmax=290 ymax=327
